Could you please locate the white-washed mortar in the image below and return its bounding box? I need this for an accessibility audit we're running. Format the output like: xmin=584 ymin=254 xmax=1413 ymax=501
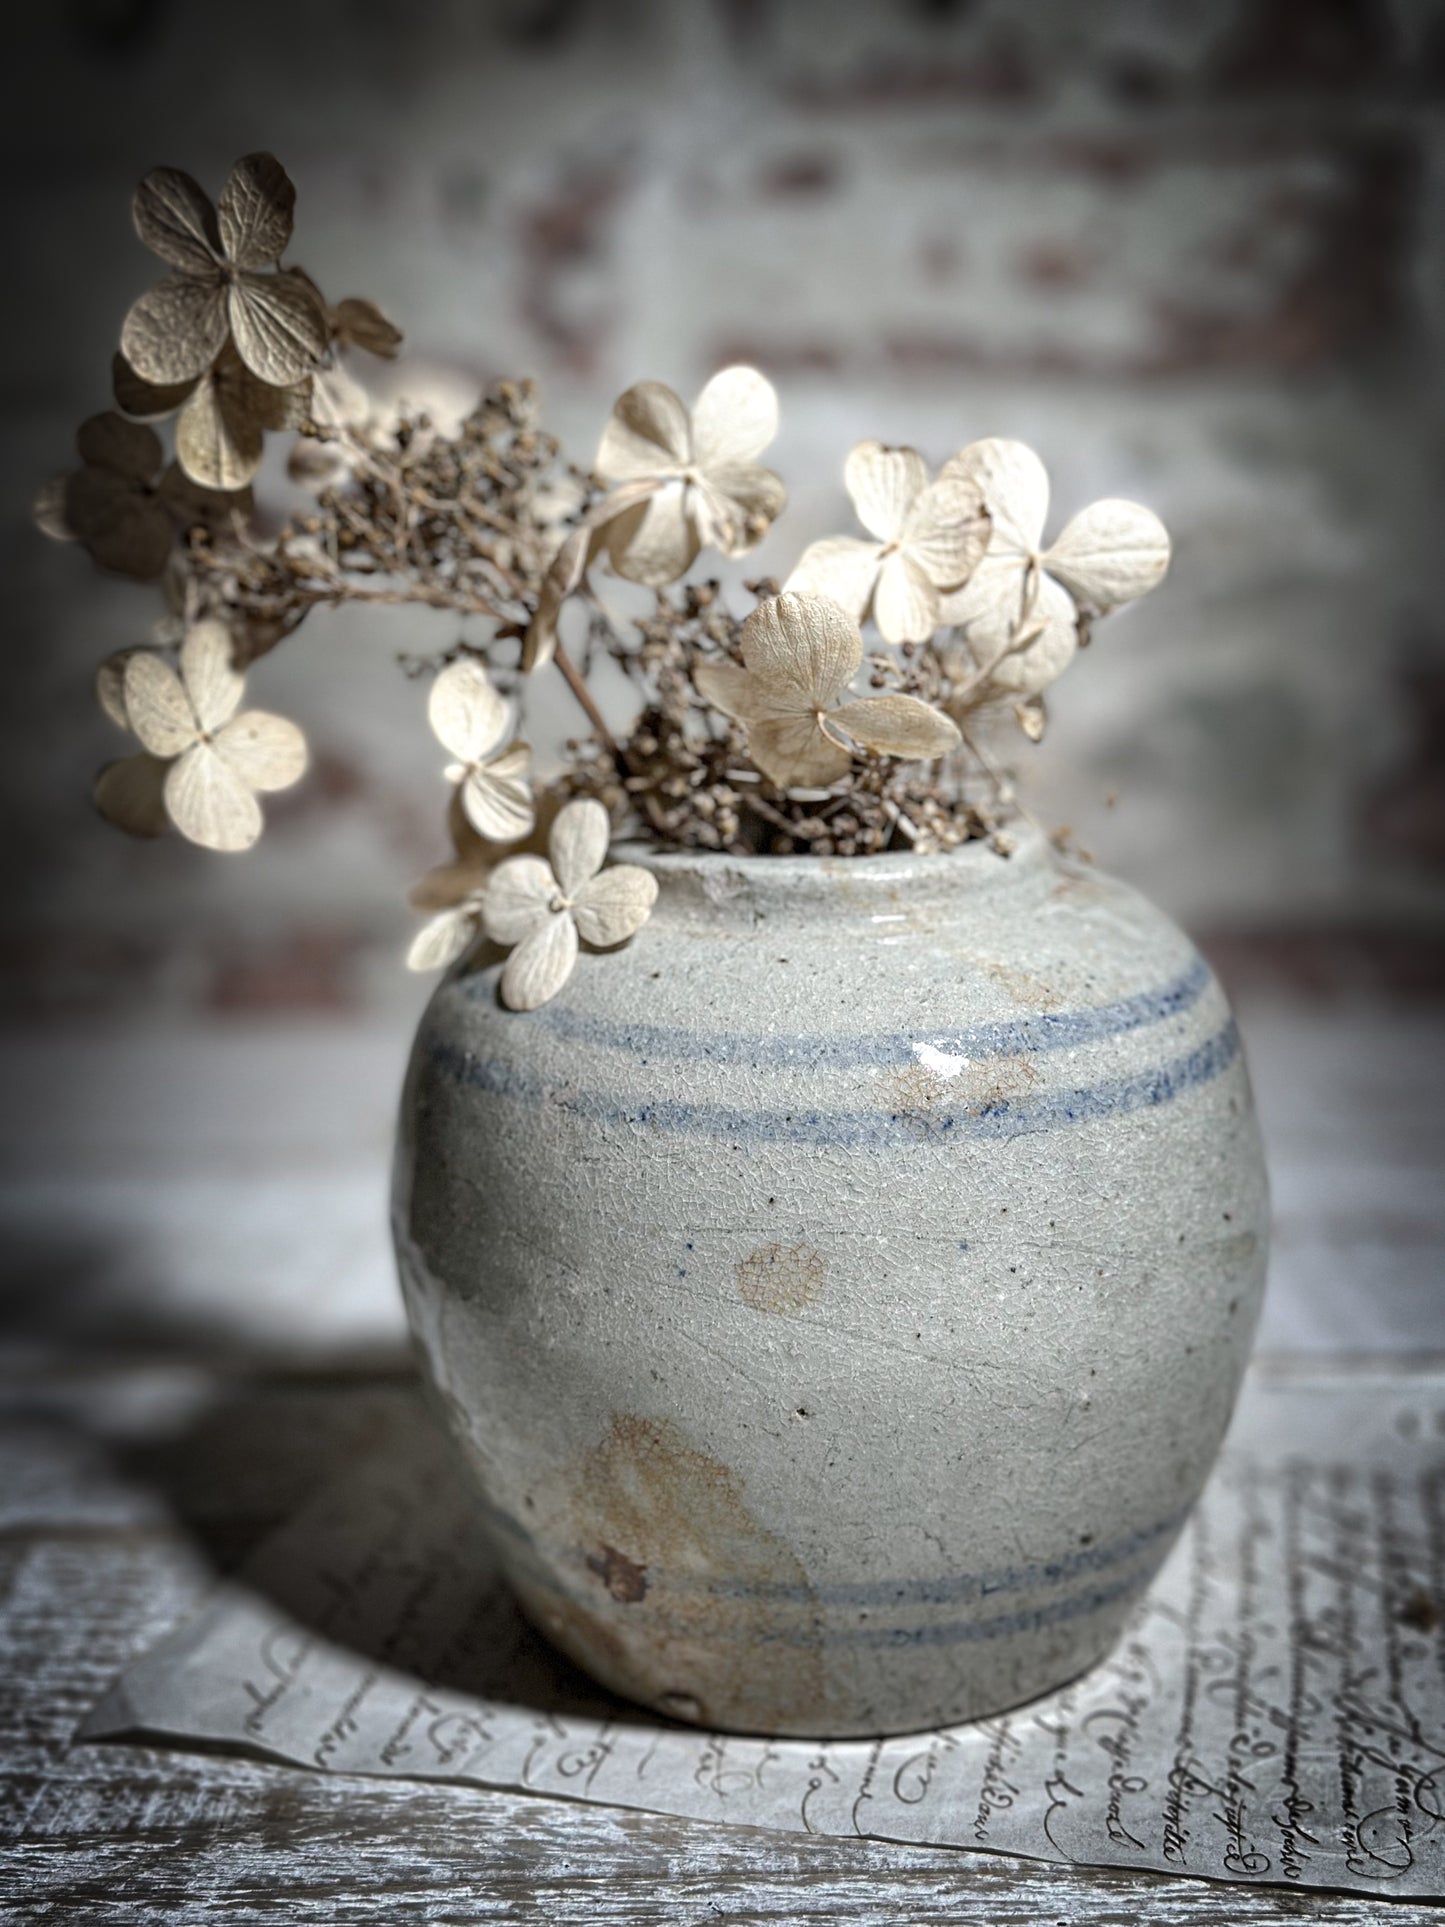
xmin=392 ymin=826 xmax=1268 ymax=1738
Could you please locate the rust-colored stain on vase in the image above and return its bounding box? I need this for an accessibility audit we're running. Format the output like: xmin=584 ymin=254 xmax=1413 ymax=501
xmin=736 ymin=1240 xmax=826 ymax=1314
xmin=541 ymin=1412 xmax=825 ymax=1730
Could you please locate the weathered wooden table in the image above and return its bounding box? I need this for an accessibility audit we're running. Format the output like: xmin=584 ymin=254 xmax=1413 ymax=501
xmin=3 ymin=992 xmax=1443 ymax=1922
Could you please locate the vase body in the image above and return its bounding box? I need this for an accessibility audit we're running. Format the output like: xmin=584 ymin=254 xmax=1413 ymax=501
xmin=392 ymin=828 xmax=1268 ymax=1738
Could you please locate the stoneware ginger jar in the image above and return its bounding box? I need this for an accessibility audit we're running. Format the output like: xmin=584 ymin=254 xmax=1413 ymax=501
xmin=392 ymin=826 xmax=1268 ymax=1738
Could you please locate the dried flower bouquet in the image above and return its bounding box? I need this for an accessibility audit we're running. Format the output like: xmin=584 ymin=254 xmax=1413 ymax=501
xmin=41 ymin=154 xmax=1172 ymax=1011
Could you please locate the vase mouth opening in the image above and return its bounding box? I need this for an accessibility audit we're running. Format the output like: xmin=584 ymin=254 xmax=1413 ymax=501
xmin=612 ymin=820 xmax=1059 ymax=918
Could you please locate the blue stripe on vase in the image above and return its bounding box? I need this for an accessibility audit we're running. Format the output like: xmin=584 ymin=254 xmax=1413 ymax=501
xmin=461 ymin=953 xmax=1213 ymax=1071
xmin=426 ymin=1019 xmax=1240 ymax=1149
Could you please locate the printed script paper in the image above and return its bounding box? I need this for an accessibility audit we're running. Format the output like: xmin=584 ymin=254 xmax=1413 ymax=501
xmin=82 ymin=1371 xmax=1445 ymax=1898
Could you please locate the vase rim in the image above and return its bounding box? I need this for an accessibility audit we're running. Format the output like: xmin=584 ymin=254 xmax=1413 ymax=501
xmin=611 ymin=820 xmax=1058 ymax=919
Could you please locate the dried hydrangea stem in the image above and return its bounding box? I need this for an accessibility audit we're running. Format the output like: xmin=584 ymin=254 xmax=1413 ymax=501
xmin=552 ymin=640 xmax=622 ymax=768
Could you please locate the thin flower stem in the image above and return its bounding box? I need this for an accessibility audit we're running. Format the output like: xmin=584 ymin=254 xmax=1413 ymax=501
xmin=552 ymin=641 xmax=624 ymax=769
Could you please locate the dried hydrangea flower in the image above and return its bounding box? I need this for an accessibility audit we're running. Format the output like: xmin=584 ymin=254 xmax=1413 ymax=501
xmin=38 ymin=413 xmax=249 ymax=580
xmin=786 ymin=442 xmax=988 ymax=645
xmin=114 ymin=619 xmax=307 ymax=851
xmin=427 ymin=659 xmax=535 ymax=843
xmin=594 ymin=366 xmax=785 ymax=587
xmin=120 ymin=154 xmax=326 ymax=390
xmin=938 ymin=439 xmax=1171 ymax=698
xmin=481 ymin=798 xmax=657 ymax=1010
xmin=693 ymin=591 xmax=961 ymax=789
xmin=407 ymin=792 xmax=563 ymax=973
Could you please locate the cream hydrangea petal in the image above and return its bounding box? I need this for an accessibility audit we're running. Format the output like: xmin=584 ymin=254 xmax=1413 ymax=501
xmin=749 ymin=714 xmax=852 ymax=789
xmin=902 ymin=475 xmax=991 ymax=589
xmin=742 ymin=591 xmax=862 ymax=715
xmin=164 ymin=742 xmax=263 ymax=851
xmin=690 ymin=366 xmax=778 ymax=468
xmin=33 ymin=474 xmax=74 ymax=541
xmin=692 ymin=659 xmax=778 ymax=725
xmin=975 ymin=572 xmax=1079 ymax=697
xmin=174 ymin=374 xmax=265 ymax=491
xmin=943 ymin=439 xmax=1050 ymax=556
xmin=228 ymin=270 xmax=327 ymax=386
xmin=784 ymin=537 xmax=881 ymax=623
xmin=844 ymin=442 xmax=926 ymax=544
xmin=833 ymin=693 xmax=961 ymax=762
xmin=606 ymin=485 xmax=700 ymax=587
xmin=572 ymin=865 xmax=658 ymax=947
xmin=428 ymin=659 xmax=509 ymax=763
xmin=462 ymin=764 xmax=535 ymax=843
xmin=179 ymin=620 xmax=245 ymax=733
xmin=1043 ymin=499 xmax=1171 ymax=613
xmin=595 ymin=381 xmax=691 ymax=482
xmin=482 ymin=856 xmax=557 ymax=945
xmin=550 ymin=797 xmax=610 ymax=898
xmin=407 ymin=904 xmax=480 ymax=973
xmin=217 ymin=153 xmax=295 ymax=271
xmin=76 ymin=413 xmax=164 ymax=480
xmin=95 ymin=652 xmax=136 ymax=731
xmin=873 ymin=552 xmax=940 ymax=646
xmin=501 ymin=911 xmax=578 ymax=1011
xmin=214 ymin=711 xmax=308 ymax=792
xmin=121 ymin=276 xmax=230 ymax=386
xmin=132 ymin=167 xmax=221 ymax=273
xmin=95 ymin=753 xmax=171 ymax=837
xmin=124 ymin=651 xmax=197 ymax=757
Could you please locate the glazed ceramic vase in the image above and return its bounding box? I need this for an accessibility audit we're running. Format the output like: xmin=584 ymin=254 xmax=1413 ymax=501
xmin=392 ymin=826 xmax=1268 ymax=1738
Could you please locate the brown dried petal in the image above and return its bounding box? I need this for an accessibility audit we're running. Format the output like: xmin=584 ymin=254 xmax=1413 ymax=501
xmin=76 ymin=412 xmax=163 ymax=480
xmin=606 ymin=486 xmax=699 ymax=587
xmin=95 ymin=753 xmax=171 ymax=837
xmin=595 ymin=380 xmax=690 ymax=483
xmin=121 ymin=275 xmax=230 ymax=386
xmin=133 ymin=167 xmax=221 ymax=273
xmin=218 ymin=153 xmax=295 ymax=271
xmin=748 ymin=714 xmax=851 ymax=789
xmin=741 ymin=592 xmax=862 ymax=715
xmin=228 ymin=269 xmax=327 ymax=386
xmin=835 ymin=694 xmax=961 ymax=762
xmin=175 ymin=374 xmax=266 ymax=490
xmin=64 ymin=469 xmax=172 ymax=580
xmin=112 ymin=350 xmax=198 ymax=422
xmin=332 ymin=296 xmax=403 ymax=358
xmin=158 ymin=463 xmax=254 ymax=524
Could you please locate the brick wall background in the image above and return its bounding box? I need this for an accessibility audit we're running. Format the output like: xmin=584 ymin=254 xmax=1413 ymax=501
xmin=8 ymin=0 xmax=1445 ymax=1018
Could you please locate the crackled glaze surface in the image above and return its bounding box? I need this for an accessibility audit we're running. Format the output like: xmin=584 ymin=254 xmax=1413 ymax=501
xmin=391 ymin=828 xmax=1269 ymax=1737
